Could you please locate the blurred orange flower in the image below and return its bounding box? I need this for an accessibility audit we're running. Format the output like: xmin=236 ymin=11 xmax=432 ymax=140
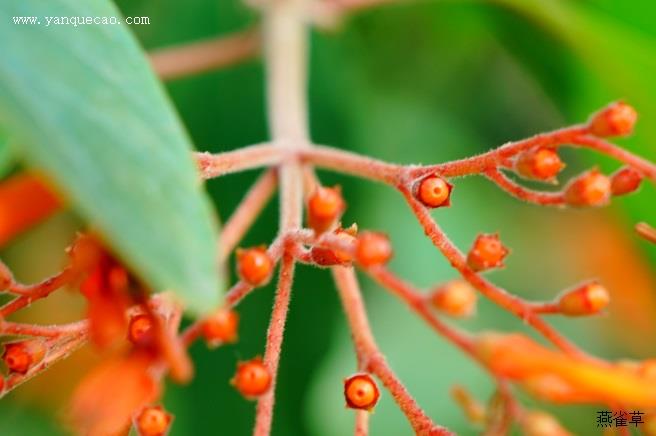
xmin=69 ymin=349 xmax=160 ymax=436
xmin=475 ymin=333 xmax=656 ymax=408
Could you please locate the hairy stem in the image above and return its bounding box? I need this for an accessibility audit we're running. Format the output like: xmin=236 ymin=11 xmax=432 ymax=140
xmin=253 ymin=254 xmax=296 ymax=436
xmin=254 ymin=0 xmax=309 ymax=433
xmin=332 ymin=266 xmax=452 ymax=435
xmin=218 ymin=169 xmax=278 ymax=262
xmin=400 ymin=185 xmax=587 ymax=358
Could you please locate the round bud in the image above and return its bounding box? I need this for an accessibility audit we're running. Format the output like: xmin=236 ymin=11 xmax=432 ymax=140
xmin=232 ymin=358 xmax=271 ymax=399
xmin=201 ymin=309 xmax=239 ymax=347
xmin=237 ymin=247 xmax=273 ymax=286
xmin=311 ymin=226 xmax=357 ymax=266
xmin=610 ymin=166 xmax=643 ymax=196
xmin=344 ymin=373 xmax=380 ymax=411
xmin=135 ymin=405 xmax=172 ymax=436
xmin=430 ymin=280 xmax=477 ymax=318
xmin=416 ymin=175 xmax=452 ymax=208
xmin=466 ymin=234 xmax=508 ymax=272
xmin=515 ymin=148 xmax=565 ymax=181
xmin=557 ymin=282 xmax=609 ymax=316
xmin=2 ymin=340 xmax=46 ymax=374
xmin=307 ymin=186 xmax=345 ymax=234
xmin=564 ymin=169 xmax=611 ymax=207
xmin=588 ymin=101 xmax=637 ymax=137
xmin=355 ymin=232 xmax=393 ymax=267
xmin=128 ymin=314 xmax=155 ymax=348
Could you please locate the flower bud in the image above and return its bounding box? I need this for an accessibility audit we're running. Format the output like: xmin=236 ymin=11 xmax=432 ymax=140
xmin=201 ymin=308 xmax=239 ymax=347
xmin=232 ymin=358 xmax=271 ymax=399
xmin=610 ymin=166 xmax=643 ymax=196
xmin=311 ymin=226 xmax=357 ymax=266
xmin=237 ymin=247 xmax=273 ymax=286
xmin=2 ymin=340 xmax=46 ymax=374
xmin=564 ymin=169 xmax=611 ymax=207
xmin=416 ymin=175 xmax=452 ymax=208
xmin=135 ymin=405 xmax=172 ymax=436
xmin=466 ymin=233 xmax=509 ymax=272
xmin=355 ymin=232 xmax=393 ymax=267
xmin=588 ymin=101 xmax=637 ymax=137
xmin=128 ymin=314 xmax=156 ymax=348
xmin=344 ymin=373 xmax=380 ymax=411
xmin=515 ymin=148 xmax=565 ymax=181
xmin=430 ymin=280 xmax=477 ymax=318
xmin=557 ymin=281 xmax=610 ymax=316
xmin=307 ymin=186 xmax=345 ymax=234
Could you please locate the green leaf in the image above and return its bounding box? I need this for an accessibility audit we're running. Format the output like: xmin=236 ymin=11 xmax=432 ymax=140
xmin=0 ymin=0 xmax=221 ymax=314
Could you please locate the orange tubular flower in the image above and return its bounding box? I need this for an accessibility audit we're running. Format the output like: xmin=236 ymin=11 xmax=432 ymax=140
xmin=69 ymin=350 xmax=161 ymax=436
xmin=474 ymin=333 xmax=656 ymax=408
xmin=80 ymin=251 xmax=133 ymax=348
xmin=0 ymin=172 xmax=62 ymax=247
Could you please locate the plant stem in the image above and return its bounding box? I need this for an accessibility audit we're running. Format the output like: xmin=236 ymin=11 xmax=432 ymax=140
xmin=150 ymin=28 xmax=259 ymax=81
xmin=218 ymin=169 xmax=278 ymax=262
xmin=400 ymin=186 xmax=587 ymax=358
xmin=254 ymin=0 xmax=309 ymax=433
xmin=332 ymin=266 xmax=452 ymax=435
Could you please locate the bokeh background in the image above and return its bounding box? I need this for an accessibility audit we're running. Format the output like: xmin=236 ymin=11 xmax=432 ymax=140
xmin=1 ymin=0 xmax=656 ymax=434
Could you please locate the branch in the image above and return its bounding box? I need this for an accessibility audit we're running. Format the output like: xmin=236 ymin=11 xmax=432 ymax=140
xmin=196 ymin=143 xmax=280 ymax=179
xmin=218 ymin=169 xmax=278 ymax=262
xmin=365 ymin=266 xmax=476 ymax=356
xmin=413 ymin=125 xmax=587 ymax=179
xmin=399 ymin=186 xmax=587 ymax=358
xmin=253 ymin=253 xmax=296 ymax=436
xmin=150 ymin=28 xmax=260 ymax=81
xmin=332 ymin=266 xmax=453 ymax=435
xmin=484 ymin=168 xmax=565 ymax=206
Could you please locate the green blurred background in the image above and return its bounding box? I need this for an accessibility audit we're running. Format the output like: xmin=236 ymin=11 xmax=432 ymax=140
xmin=1 ymin=0 xmax=656 ymax=434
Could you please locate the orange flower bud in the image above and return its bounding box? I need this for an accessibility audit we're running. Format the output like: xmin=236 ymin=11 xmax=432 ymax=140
xmin=237 ymin=247 xmax=273 ymax=286
xmin=128 ymin=314 xmax=156 ymax=348
xmin=564 ymin=169 xmax=611 ymax=207
xmin=588 ymin=101 xmax=637 ymax=137
xmin=232 ymin=358 xmax=271 ymax=399
xmin=2 ymin=340 xmax=46 ymax=374
xmin=0 ymin=373 xmax=5 ymax=393
xmin=416 ymin=175 xmax=452 ymax=208
xmin=344 ymin=373 xmax=380 ymax=411
xmin=311 ymin=226 xmax=357 ymax=266
xmin=307 ymin=186 xmax=345 ymax=233
xmin=430 ymin=280 xmax=477 ymax=318
xmin=557 ymin=281 xmax=610 ymax=316
xmin=521 ymin=410 xmax=572 ymax=436
xmin=135 ymin=405 xmax=172 ymax=436
xmin=201 ymin=308 xmax=239 ymax=347
xmin=466 ymin=233 xmax=508 ymax=272
xmin=610 ymin=166 xmax=643 ymax=196
xmin=515 ymin=148 xmax=565 ymax=181
xmin=355 ymin=232 xmax=392 ymax=267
